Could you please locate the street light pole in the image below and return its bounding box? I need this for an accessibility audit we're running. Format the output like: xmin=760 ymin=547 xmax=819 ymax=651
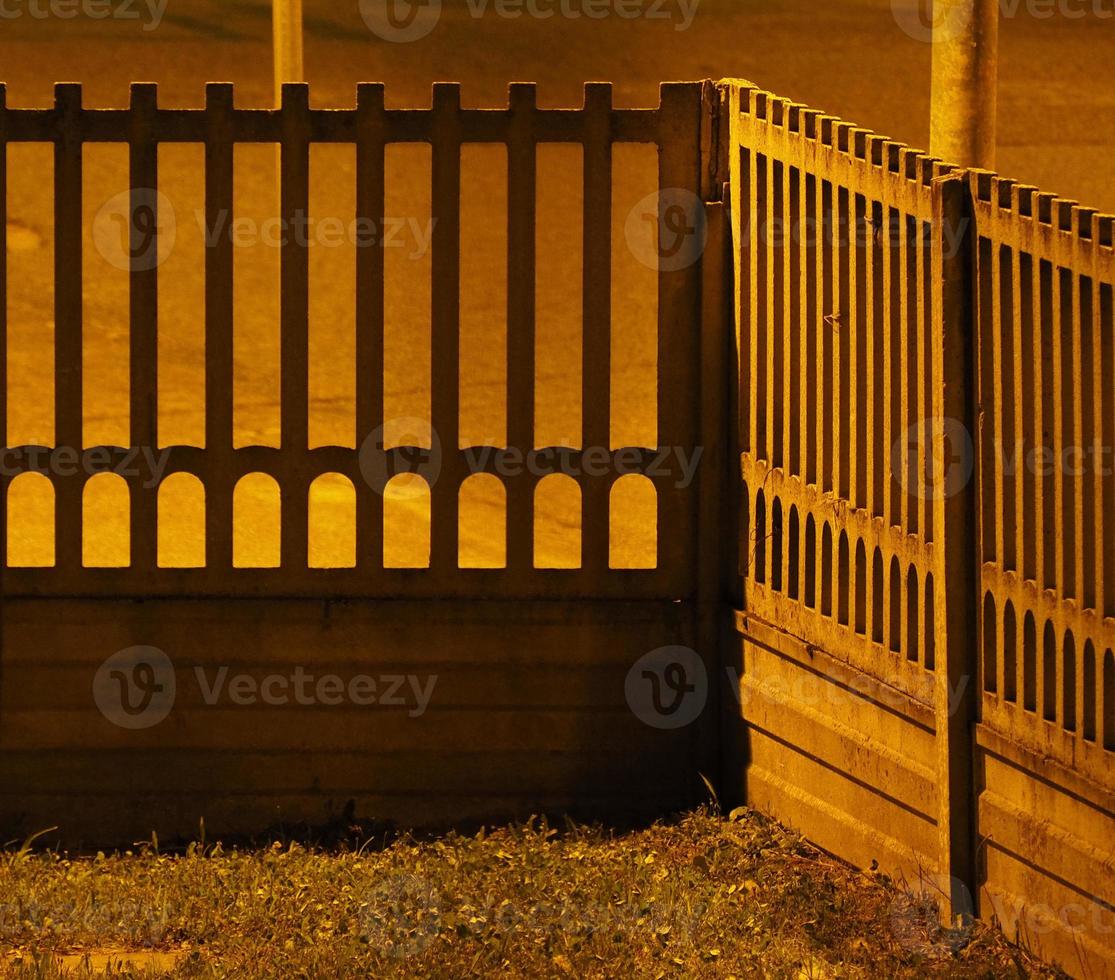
xmin=273 ymin=0 xmax=304 ymax=106
xmin=930 ymin=0 xmax=999 ymax=169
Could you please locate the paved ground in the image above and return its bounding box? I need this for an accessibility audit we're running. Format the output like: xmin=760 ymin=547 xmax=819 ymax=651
xmin=3 ymin=0 xmax=1113 ymax=567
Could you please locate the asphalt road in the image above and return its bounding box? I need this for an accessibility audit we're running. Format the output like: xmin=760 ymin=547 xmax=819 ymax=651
xmin=3 ymin=0 xmax=1113 ymax=568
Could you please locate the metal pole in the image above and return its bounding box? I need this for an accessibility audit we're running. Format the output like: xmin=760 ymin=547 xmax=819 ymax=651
xmin=273 ymin=0 xmax=304 ymax=106
xmin=930 ymin=0 xmax=999 ymax=169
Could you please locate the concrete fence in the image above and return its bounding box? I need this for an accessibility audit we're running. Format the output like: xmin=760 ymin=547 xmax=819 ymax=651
xmin=719 ymin=78 xmax=1114 ymax=978
xmin=0 ymin=76 xmax=1110 ymax=977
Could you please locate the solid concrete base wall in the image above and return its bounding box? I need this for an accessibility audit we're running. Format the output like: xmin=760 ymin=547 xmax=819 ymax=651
xmin=0 ymin=597 xmax=703 ymax=848
xmin=730 ymin=615 xmax=1115 ymax=979
xmin=726 ymin=616 xmax=940 ymax=888
xmin=976 ymin=726 xmax=1115 ymax=979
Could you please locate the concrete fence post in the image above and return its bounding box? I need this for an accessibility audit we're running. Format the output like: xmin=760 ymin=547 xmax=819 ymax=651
xmin=931 ymin=171 xmax=980 ymax=924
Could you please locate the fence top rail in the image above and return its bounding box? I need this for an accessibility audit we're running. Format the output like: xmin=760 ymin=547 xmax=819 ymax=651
xmin=968 ymin=167 xmax=1115 ymax=245
xmin=0 ymin=81 xmax=707 ymax=145
xmin=967 ymin=167 xmax=1115 ymax=284
xmin=717 ymin=78 xmax=1115 ymax=279
xmin=718 ymin=77 xmax=955 ymax=191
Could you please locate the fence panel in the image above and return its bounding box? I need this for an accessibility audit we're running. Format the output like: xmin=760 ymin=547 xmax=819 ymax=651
xmin=727 ymin=84 xmax=950 ymax=707
xmin=971 ymin=171 xmax=1115 ymax=786
xmin=722 ymin=79 xmax=977 ymax=906
xmin=969 ymin=171 xmax=1115 ymax=975
xmin=723 ymin=77 xmax=1115 ymax=978
xmin=0 ymin=81 xmax=719 ymax=847
xmin=0 ymin=81 xmax=706 ymax=602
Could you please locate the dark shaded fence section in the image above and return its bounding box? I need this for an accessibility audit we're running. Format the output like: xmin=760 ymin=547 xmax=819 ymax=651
xmin=0 ymin=81 xmax=708 ymax=600
xmin=0 ymin=82 xmax=721 ymax=847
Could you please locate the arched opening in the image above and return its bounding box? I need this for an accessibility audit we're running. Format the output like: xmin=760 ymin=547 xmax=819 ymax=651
xmin=854 ymin=539 xmax=867 ymax=635
xmin=534 ymin=474 xmax=581 ymax=569
xmin=906 ymin=566 xmax=919 ymax=663
xmin=770 ymin=498 xmax=784 ymax=592
xmin=83 ymin=473 xmax=130 ymax=567
xmin=786 ymin=505 xmax=800 ymax=599
xmin=1042 ymin=622 xmax=1057 ymax=722
xmin=1062 ymin=625 xmax=1076 ymax=731
xmin=460 ymin=473 xmax=506 ymax=568
xmin=1003 ymin=602 xmax=1018 ymax=703
xmin=888 ymin=556 xmax=902 ymax=654
xmin=924 ymin=573 xmax=936 ymax=670
xmin=834 ymin=529 xmax=847 ymax=623
xmin=1023 ymin=612 xmax=1037 ymax=713
xmin=1083 ymin=641 xmax=1097 ymax=741
xmin=158 ymin=473 xmax=206 ymax=567
xmin=233 ymin=472 xmax=281 ymax=568
xmin=753 ymin=490 xmax=767 ymax=584
xmin=6 ymin=472 xmax=54 ymax=567
xmin=982 ymin=592 xmax=997 ymax=693
xmin=609 ymin=475 xmax=656 ymax=569
xmin=803 ymin=514 xmax=817 ymax=608
xmin=820 ymin=522 xmax=833 ymax=617
xmin=1104 ymin=649 xmax=1115 ymax=751
xmin=871 ymin=548 xmax=884 ymax=645
xmin=308 ymin=473 xmax=356 ymax=568
xmin=384 ymin=474 xmax=430 ymax=568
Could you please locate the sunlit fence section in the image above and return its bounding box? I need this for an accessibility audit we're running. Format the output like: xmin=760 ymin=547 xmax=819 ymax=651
xmin=971 ymin=172 xmax=1115 ymax=785
xmin=967 ymin=174 xmax=1115 ymax=977
xmin=722 ymin=78 xmax=1115 ymax=978
xmin=726 ymin=83 xmax=954 ymax=708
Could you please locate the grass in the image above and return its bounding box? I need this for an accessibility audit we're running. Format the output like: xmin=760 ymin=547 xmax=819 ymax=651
xmin=0 ymin=807 xmax=1063 ymax=979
